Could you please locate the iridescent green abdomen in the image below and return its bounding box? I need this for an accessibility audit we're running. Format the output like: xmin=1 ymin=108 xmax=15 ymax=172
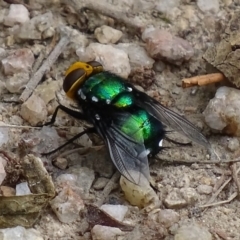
xmin=120 ymin=109 xmax=164 ymax=153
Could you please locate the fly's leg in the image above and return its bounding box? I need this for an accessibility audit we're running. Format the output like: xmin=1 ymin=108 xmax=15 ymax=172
xmin=164 ymin=136 xmax=192 ymax=147
xmin=43 ymin=104 xmax=88 ymax=126
xmin=42 ymin=127 xmax=96 ymax=155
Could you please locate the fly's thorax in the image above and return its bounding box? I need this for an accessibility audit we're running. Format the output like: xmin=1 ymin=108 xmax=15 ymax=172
xmin=79 ymin=72 xmax=132 ymax=106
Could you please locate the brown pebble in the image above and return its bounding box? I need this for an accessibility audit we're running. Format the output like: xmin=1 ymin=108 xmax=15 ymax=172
xmin=0 ymin=186 xmax=16 ymax=196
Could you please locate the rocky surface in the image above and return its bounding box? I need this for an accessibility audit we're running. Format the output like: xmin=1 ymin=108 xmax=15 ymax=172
xmin=0 ymin=0 xmax=240 ymax=239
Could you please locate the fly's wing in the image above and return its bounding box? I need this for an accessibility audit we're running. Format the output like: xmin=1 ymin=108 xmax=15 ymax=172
xmin=132 ymin=89 xmax=210 ymax=150
xmin=92 ymin=113 xmax=150 ymax=185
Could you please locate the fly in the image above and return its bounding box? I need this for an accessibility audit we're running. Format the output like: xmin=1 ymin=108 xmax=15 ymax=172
xmin=44 ymin=61 xmax=211 ymax=185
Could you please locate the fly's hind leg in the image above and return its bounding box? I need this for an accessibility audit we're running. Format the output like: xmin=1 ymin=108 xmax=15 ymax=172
xmin=42 ymin=127 xmax=96 ymax=155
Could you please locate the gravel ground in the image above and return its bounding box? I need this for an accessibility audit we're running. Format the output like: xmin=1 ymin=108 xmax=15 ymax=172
xmin=1 ymin=0 xmax=240 ymax=239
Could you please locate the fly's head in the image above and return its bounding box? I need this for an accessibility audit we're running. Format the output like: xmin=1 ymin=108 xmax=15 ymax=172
xmin=63 ymin=61 xmax=103 ymax=99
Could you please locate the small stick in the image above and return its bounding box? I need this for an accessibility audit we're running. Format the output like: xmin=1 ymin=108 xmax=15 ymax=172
xmin=182 ymin=73 xmax=225 ymax=88
xmin=199 ymin=192 xmax=238 ymax=208
xmin=230 ymin=163 xmax=240 ymax=195
xmin=158 ymin=156 xmax=240 ymax=164
xmin=31 ymin=33 xmax=57 ymax=75
xmin=96 ymin=171 xmax=120 ymax=206
xmin=200 ymin=167 xmax=240 ymax=209
xmin=19 ymin=28 xmax=71 ymax=102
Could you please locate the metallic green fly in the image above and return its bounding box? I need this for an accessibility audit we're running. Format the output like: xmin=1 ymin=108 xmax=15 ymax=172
xmin=45 ymin=61 xmax=210 ymax=185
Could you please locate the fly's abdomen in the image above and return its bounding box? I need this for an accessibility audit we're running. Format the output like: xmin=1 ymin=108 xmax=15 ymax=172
xmin=120 ymin=109 xmax=165 ymax=154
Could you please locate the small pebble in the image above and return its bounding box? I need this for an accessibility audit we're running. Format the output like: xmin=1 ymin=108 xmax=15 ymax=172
xmin=0 ymin=226 xmax=43 ymax=240
xmin=197 ymin=0 xmax=219 ymax=13
xmin=95 ymin=25 xmax=123 ymax=44
xmin=203 ymin=87 xmax=240 ymax=136
xmin=1 ymin=48 xmax=34 ymax=75
xmin=53 ymin=157 xmax=68 ymax=170
xmin=15 ymin=12 xmax=54 ymax=40
xmin=142 ymin=27 xmax=194 ymax=65
xmin=56 ymin=167 xmax=95 ymax=198
xmin=4 ymin=4 xmax=30 ymax=27
xmin=77 ymin=43 xmax=131 ymax=78
xmin=5 ymin=72 xmax=30 ymax=93
xmin=20 ymin=94 xmax=47 ymax=126
xmin=115 ymin=43 xmax=155 ymax=69
xmin=0 ymin=186 xmax=16 ymax=196
xmin=100 ymin=204 xmax=128 ymax=222
xmin=227 ymin=138 xmax=240 ymax=152
xmin=180 ymin=187 xmax=198 ymax=205
xmin=0 ymin=128 xmax=9 ymax=147
xmin=16 ymin=182 xmax=31 ymax=196
xmin=91 ymin=225 xmax=125 ymax=240
xmin=174 ymin=224 xmax=212 ymax=240
xmin=93 ymin=177 xmax=109 ymax=190
xmin=42 ymin=26 xmax=55 ymax=39
xmin=158 ymin=209 xmax=180 ymax=228
xmin=67 ymin=166 xmax=95 ymax=197
xmin=164 ymin=190 xmax=187 ymax=209
xmin=197 ymin=185 xmax=213 ymax=195
xmin=156 ymin=0 xmax=180 ymax=14
xmin=50 ymin=186 xmax=84 ymax=223
xmin=35 ymin=80 xmax=60 ymax=105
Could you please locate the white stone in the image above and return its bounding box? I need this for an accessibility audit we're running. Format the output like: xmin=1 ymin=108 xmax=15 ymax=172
xmin=174 ymin=224 xmax=212 ymax=240
xmin=77 ymin=43 xmax=131 ymax=78
xmin=4 ymin=4 xmax=30 ymax=27
xmin=66 ymin=28 xmax=89 ymax=57
xmin=16 ymin=182 xmax=31 ymax=196
xmin=55 ymin=167 xmax=95 ymax=198
xmin=115 ymin=43 xmax=155 ymax=69
xmin=91 ymin=225 xmax=125 ymax=240
xmin=20 ymin=94 xmax=47 ymax=126
xmin=35 ymin=79 xmax=60 ymax=105
xmin=5 ymin=72 xmax=30 ymax=93
xmin=0 ymin=226 xmax=43 ymax=240
xmin=1 ymin=48 xmax=34 ymax=76
xmin=197 ymin=185 xmax=213 ymax=195
xmin=197 ymin=0 xmax=219 ymax=13
xmin=67 ymin=166 xmax=95 ymax=197
xmin=14 ymin=12 xmax=54 ymax=40
xmin=95 ymin=25 xmax=123 ymax=44
xmin=156 ymin=0 xmax=180 ymax=14
xmin=100 ymin=204 xmax=128 ymax=222
xmin=0 ymin=128 xmax=9 ymax=147
xmin=203 ymin=87 xmax=240 ymax=136
xmin=50 ymin=185 xmax=84 ymax=223
xmin=0 ymin=9 xmax=8 ymax=24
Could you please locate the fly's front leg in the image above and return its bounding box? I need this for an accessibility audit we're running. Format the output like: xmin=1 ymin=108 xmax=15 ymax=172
xmin=43 ymin=104 xmax=88 ymax=126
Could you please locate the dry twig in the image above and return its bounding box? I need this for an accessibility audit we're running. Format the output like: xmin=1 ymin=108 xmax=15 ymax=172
xmin=199 ymin=167 xmax=240 ymax=209
xmin=19 ymin=28 xmax=71 ymax=102
xmin=182 ymin=73 xmax=225 ymax=88
xmin=96 ymin=171 xmax=120 ymax=206
xmin=199 ymin=192 xmax=238 ymax=208
xmin=230 ymin=163 xmax=240 ymax=195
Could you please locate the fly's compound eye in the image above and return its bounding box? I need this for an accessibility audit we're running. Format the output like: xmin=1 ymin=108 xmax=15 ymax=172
xmin=63 ymin=68 xmax=86 ymax=99
xmin=65 ymin=62 xmax=94 ymax=77
xmin=87 ymin=61 xmax=104 ymax=74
